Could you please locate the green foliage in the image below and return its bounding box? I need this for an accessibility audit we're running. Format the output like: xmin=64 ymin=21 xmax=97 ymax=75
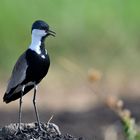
xmin=135 ymin=134 xmax=140 ymax=140
xmin=122 ymin=117 xmax=137 ymax=140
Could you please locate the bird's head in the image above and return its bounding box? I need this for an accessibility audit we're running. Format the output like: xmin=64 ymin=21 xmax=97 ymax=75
xmin=31 ymin=20 xmax=56 ymax=40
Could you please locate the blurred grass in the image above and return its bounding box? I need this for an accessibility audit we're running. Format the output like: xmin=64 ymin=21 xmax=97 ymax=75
xmin=0 ymin=0 xmax=140 ymax=76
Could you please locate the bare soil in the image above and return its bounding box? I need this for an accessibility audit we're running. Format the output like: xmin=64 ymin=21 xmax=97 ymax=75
xmin=0 ymin=122 xmax=84 ymax=140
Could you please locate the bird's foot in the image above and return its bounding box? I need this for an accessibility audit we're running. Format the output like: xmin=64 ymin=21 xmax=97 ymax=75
xmin=14 ymin=127 xmax=25 ymax=136
xmin=38 ymin=126 xmax=45 ymax=132
xmin=34 ymin=122 xmax=47 ymax=134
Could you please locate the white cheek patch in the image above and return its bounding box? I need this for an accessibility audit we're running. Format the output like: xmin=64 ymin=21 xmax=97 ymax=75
xmin=32 ymin=29 xmax=47 ymax=36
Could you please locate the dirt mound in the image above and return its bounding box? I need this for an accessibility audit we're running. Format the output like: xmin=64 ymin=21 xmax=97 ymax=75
xmin=0 ymin=122 xmax=84 ymax=140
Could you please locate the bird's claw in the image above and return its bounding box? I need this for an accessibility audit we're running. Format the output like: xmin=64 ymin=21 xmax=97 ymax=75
xmin=14 ymin=128 xmax=24 ymax=136
xmin=35 ymin=123 xmax=46 ymax=134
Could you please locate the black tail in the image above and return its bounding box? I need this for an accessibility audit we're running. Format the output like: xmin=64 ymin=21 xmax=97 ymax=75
xmin=3 ymin=85 xmax=34 ymax=104
xmin=3 ymin=93 xmax=11 ymax=103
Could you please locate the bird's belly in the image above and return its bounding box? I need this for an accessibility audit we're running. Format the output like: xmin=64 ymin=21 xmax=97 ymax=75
xmin=32 ymin=61 xmax=49 ymax=78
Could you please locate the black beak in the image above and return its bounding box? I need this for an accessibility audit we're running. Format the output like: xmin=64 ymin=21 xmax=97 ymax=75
xmin=47 ymin=30 xmax=56 ymax=37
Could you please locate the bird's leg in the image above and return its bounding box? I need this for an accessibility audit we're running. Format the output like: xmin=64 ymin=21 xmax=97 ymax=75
xmin=18 ymin=85 xmax=25 ymax=133
xmin=33 ymin=84 xmax=42 ymax=131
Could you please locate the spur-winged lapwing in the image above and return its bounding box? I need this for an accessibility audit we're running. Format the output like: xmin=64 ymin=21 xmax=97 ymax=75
xmin=3 ymin=20 xmax=55 ymax=132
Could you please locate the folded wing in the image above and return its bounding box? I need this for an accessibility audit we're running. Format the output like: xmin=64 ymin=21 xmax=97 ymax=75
xmin=3 ymin=51 xmax=28 ymax=102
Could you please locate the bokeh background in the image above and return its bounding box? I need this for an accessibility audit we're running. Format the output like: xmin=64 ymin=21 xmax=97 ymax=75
xmin=0 ymin=0 xmax=140 ymax=139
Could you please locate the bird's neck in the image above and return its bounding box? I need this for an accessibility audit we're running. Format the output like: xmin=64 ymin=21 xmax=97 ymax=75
xmin=29 ymin=34 xmax=46 ymax=55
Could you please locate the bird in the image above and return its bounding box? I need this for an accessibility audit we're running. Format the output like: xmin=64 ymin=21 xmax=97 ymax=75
xmin=3 ymin=20 xmax=56 ymax=132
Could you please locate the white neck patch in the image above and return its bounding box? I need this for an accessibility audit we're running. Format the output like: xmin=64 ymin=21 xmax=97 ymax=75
xmin=29 ymin=39 xmax=41 ymax=54
xmin=29 ymin=29 xmax=47 ymax=55
xmin=29 ymin=29 xmax=45 ymax=54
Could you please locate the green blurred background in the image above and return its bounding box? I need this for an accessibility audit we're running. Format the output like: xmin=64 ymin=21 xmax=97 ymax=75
xmin=0 ymin=0 xmax=140 ymax=139
xmin=0 ymin=0 xmax=140 ymax=75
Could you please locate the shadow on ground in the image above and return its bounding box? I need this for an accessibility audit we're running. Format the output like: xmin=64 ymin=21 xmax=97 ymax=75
xmin=0 ymin=98 xmax=140 ymax=140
